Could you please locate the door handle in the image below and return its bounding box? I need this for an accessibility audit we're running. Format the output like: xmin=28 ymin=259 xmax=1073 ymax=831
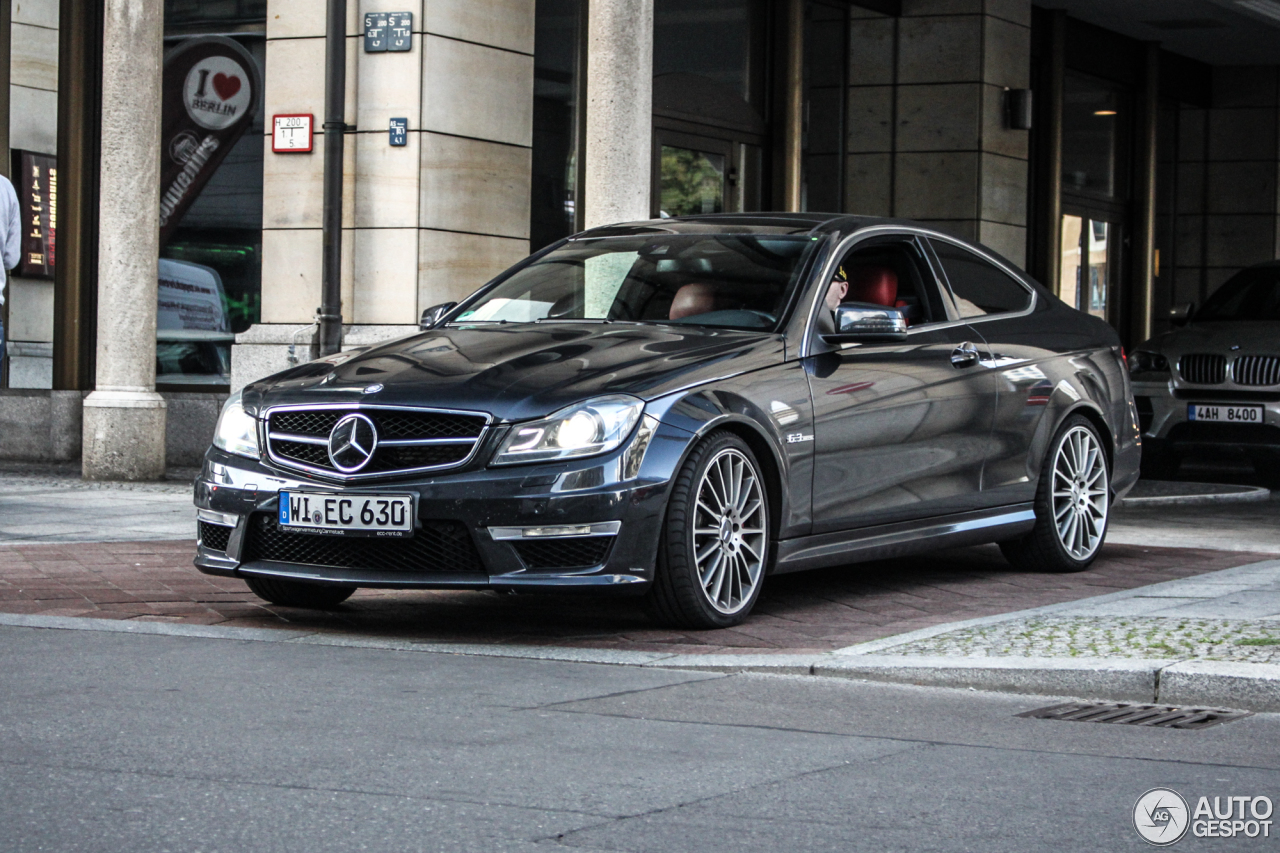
xmin=951 ymin=341 xmax=979 ymax=368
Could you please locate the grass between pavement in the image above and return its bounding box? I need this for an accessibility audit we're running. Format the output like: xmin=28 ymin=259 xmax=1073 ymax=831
xmin=880 ymin=616 xmax=1280 ymax=664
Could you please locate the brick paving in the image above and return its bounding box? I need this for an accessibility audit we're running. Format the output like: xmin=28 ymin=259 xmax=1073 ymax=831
xmin=0 ymin=538 xmax=1270 ymax=654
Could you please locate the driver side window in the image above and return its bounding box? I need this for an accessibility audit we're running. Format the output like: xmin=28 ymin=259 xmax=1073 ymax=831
xmin=822 ymin=237 xmax=949 ymax=329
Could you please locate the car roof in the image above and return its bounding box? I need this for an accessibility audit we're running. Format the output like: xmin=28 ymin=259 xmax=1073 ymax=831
xmin=573 ymin=213 xmax=924 ymax=239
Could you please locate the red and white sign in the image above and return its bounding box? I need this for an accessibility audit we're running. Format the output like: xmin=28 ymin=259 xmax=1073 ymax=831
xmin=273 ymin=114 xmax=314 ymax=153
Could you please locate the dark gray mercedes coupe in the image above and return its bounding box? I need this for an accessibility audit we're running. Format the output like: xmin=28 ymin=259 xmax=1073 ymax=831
xmin=194 ymin=214 xmax=1140 ymax=628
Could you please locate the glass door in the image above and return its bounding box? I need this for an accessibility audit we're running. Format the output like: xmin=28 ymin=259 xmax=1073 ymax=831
xmin=653 ymin=129 xmax=751 ymax=218
xmin=1060 ymin=213 xmax=1119 ymax=323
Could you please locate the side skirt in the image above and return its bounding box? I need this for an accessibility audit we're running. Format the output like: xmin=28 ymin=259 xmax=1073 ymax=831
xmin=769 ymin=504 xmax=1036 ymax=575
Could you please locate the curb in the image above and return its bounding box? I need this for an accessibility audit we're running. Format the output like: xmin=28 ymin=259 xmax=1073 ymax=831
xmin=1118 ymin=484 xmax=1271 ymax=507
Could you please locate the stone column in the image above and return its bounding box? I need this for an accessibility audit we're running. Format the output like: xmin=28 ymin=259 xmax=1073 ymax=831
xmin=82 ymin=0 xmax=166 ymax=480
xmin=584 ymin=0 xmax=653 ymax=228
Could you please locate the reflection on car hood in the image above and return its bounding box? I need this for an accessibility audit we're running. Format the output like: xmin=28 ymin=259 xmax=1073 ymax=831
xmin=1141 ymin=321 xmax=1280 ymax=357
xmin=245 ymin=323 xmax=785 ymax=421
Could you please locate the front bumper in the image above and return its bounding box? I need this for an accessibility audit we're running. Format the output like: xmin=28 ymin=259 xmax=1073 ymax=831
xmin=1132 ymin=379 xmax=1280 ymax=457
xmin=193 ymin=420 xmax=689 ymax=592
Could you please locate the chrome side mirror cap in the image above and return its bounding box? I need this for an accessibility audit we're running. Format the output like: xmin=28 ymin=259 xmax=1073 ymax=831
xmin=419 ymin=301 xmax=458 ymax=330
xmin=824 ymin=302 xmax=908 ymax=343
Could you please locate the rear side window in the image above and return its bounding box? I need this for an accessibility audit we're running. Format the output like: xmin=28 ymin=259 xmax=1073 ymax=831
xmin=930 ymin=240 xmax=1032 ymax=318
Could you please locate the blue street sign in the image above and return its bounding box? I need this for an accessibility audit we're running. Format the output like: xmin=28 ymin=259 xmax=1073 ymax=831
xmin=389 ymin=118 xmax=408 ymax=146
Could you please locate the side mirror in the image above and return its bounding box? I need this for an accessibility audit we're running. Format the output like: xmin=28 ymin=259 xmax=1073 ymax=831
xmin=823 ymin=302 xmax=908 ymax=343
xmin=419 ymin=301 xmax=457 ymax=330
xmin=1168 ymin=302 xmax=1194 ymax=326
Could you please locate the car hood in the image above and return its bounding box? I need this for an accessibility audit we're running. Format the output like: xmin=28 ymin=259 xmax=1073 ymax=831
xmin=1139 ymin=321 xmax=1279 ymax=357
xmin=244 ymin=323 xmax=785 ymax=422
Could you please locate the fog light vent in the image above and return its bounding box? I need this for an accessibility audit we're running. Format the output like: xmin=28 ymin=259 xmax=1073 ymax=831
xmin=1019 ymin=701 xmax=1251 ymax=729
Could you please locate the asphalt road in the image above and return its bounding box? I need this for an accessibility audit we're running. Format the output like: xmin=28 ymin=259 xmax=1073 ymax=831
xmin=3 ymin=624 xmax=1278 ymax=852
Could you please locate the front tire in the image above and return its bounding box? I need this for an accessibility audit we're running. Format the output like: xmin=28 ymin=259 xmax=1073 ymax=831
xmin=645 ymin=432 xmax=770 ymax=629
xmin=245 ymin=576 xmax=356 ymax=609
xmin=1000 ymin=415 xmax=1110 ymax=573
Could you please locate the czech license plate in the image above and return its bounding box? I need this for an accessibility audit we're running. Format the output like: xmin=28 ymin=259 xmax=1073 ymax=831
xmin=1187 ymin=404 xmax=1265 ymax=424
xmin=278 ymin=491 xmax=415 ymax=537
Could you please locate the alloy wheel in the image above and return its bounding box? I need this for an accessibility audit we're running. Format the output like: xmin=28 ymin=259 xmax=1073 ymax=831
xmin=1051 ymin=425 xmax=1109 ymax=560
xmin=691 ymin=447 xmax=767 ymax=615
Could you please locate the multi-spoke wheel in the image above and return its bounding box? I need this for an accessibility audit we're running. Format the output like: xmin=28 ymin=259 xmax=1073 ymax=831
xmin=1000 ymin=415 xmax=1111 ymax=573
xmin=645 ymin=431 xmax=771 ymax=628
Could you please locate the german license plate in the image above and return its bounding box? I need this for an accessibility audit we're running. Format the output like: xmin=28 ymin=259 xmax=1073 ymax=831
xmin=1188 ymin=404 xmax=1265 ymax=424
xmin=278 ymin=491 xmax=415 ymax=537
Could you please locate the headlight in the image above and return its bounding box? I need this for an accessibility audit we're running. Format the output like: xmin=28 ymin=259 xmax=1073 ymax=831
xmin=492 ymin=395 xmax=644 ymax=465
xmin=1129 ymin=350 xmax=1169 ymax=375
xmin=212 ymin=391 xmax=260 ymax=459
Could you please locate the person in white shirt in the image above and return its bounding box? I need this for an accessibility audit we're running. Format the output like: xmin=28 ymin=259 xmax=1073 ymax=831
xmin=0 ymin=173 xmax=21 ymax=371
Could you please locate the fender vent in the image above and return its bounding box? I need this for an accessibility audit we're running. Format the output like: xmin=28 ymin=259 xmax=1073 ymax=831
xmin=1019 ymin=702 xmax=1251 ymax=730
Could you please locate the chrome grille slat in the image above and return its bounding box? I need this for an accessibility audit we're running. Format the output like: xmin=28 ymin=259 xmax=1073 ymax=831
xmin=1179 ymin=353 xmax=1226 ymax=385
xmin=1234 ymin=355 xmax=1280 ymax=387
xmin=264 ymin=405 xmax=490 ymax=479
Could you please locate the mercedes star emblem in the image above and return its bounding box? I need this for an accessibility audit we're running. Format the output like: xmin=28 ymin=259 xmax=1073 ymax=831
xmin=328 ymin=413 xmax=379 ymax=472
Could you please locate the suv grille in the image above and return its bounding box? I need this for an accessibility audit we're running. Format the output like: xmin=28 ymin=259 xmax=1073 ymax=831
xmin=1234 ymin=355 xmax=1280 ymax=387
xmin=242 ymin=514 xmax=483 ymax=574
xmin=1179 ymin=353 xmax=1226 ymax=385
xmin=265 ymin=406 xmax=489 ymax=478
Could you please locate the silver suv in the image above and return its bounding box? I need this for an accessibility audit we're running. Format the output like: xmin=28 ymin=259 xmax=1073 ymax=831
xmin=1130 ymin=261 xmax=1280 ymax=482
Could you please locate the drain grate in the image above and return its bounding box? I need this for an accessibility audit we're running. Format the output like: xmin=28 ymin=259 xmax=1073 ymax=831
xmin=1019 ymin=702 xmax=1252 ymax=730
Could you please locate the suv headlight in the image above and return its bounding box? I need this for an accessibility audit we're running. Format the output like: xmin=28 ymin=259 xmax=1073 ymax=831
xmin=212 ymin=391 xmax=260 ymax=459
xmin=1130 ymin=350 xmax=1169 ymax=376
xmin=492 ymin=395 xmax=644 ymax=465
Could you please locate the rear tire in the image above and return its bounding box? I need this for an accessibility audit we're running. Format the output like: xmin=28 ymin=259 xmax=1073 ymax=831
xmin=245 ymin=576 xmax=355 ymax=609
xmin=645 ymin=431 xmax=770 ymax=629
xmin=1000 ymin=414 xmax=1110 ymax=573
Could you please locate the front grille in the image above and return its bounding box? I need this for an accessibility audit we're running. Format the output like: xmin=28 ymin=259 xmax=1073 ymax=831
xmin=513 ymin=536 xmax=615 ymax=570
xmin=1234 ymin=355 xmax=1280 ymax=387
xmin=1020 ymin=702 xmax=1251 ymax=730
xmin=242 ymin=514 xmax=483 ymax=574
xmin=1179 ymin=353 xmax=1226 ymax=385
xmin=198 ymin=521 xmax=232 ymax=552
xmin=265 ymin=406 xmax=489 ymax=478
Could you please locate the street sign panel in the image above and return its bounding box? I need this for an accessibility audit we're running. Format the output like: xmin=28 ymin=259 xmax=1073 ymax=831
xmin=272 ymin=114 xmax=313 ymax=153
xmin=389 ymin=118 xmax=408 ymax=146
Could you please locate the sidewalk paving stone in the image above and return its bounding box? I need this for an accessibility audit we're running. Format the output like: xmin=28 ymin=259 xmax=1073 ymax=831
xmin=0 ymin=537 xmax=1268 ymax=654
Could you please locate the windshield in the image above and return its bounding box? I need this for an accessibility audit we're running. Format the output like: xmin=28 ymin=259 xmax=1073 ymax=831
xmin=453 ymin=234 xmax=817 ymax=331
xmin=1197 ymin=267 xmax=1280 ymax=322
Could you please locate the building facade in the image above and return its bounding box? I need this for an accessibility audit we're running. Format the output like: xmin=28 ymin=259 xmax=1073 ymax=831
xmin=1 ymin=0 xmax=1279 ymax=472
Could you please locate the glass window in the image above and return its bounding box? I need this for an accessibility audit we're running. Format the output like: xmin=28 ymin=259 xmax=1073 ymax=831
xmin=159 ymin=0 xmax=266 ymax=387
xmin=1197 ymin=267 xmax=1280 ymax=322
xmin=931 ymin=240 xmax=1032 ymax=317
xmin=530 ymin=0 xmax=582 ymax=251
xmin=828 ymin=239 xmax=947 ymax=327
xmin=659 ymin=146 xmax=726 ymax=217
xmin=1058 ymin=215 xmax=1115 ymax=321
xmin=1061 ymin=71 xmax=1129 ymax=200
xmin=455 ymin=235 xmax=816 ymax=331
xmin=654 ymin=0 xmax=761 ymax=106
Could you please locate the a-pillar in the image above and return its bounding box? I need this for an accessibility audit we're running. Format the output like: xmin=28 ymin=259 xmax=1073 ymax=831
xmin=584 ymin=0 xmax=653 ymax=228
xmin=81 ymin=0 xmax=166 ymax=481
